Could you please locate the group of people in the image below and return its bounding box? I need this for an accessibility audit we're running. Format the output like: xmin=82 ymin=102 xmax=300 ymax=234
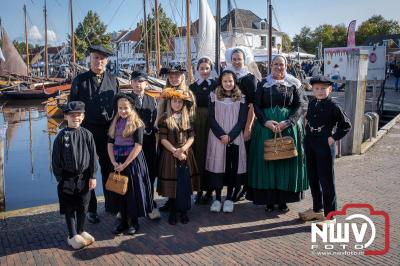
xmin=52 ymin=44 xmax=351 ymax=250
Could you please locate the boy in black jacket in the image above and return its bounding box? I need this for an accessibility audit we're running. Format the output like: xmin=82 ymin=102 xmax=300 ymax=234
xmin=299 ymin=76 xmax=351 ymax=228
xmin=52 ymin=101 xmax=97 ymax=249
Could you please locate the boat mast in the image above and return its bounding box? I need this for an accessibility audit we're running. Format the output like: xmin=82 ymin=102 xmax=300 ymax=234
xmin=69 ymin=0 xmax=76 ymax=64
xmin=44 ymin=0 xmax=48 ymax=78
xmin=215 ymin=0 xmax=221 ymax=75
xmin=154 ymin=0 xmax=161 ymax=75
xmin=23 ymin=5 xmax=30 ymax=76
xmin=143 ymin=0 xmax=150 ymax=75
xmin=185 ymin=0 xmax=193 ymax=82
xmin=268 ymin=0 xmax=272 ymax=73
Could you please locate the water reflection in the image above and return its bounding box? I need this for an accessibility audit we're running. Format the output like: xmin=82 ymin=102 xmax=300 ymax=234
xmin=0 ymin=99 xmax=102 ymax=211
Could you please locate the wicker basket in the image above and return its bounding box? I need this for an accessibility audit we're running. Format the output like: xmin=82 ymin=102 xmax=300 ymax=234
xmin=264 ymin=132 xmax=298 ymax=161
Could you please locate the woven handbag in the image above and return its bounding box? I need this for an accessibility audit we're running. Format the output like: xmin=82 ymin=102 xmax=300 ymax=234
xmin=105 ymin=171 xmax=129 ymax=195
xmin=264 ymin=132 xmax=298 ymax=161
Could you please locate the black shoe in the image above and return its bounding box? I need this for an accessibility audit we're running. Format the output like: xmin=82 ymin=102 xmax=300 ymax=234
xmin=194 ymin=193 xmax=203 ymax=205
xmin=201 ymin=193 xmax=213 ymax=205
xmin=279 ymin=204 xmax=290 ymax=213
xmin=87 ymin=212 xmax=100 ymax=224
xmin=168 ymin=212 xmax=177 ymax=225
xmin=159 ymin=199 xmax=171 ymax=212
xmin=180 ymin=213 xmax=189 ymax=224
xmin=113 ymin=223 xmax=128 ymax=235
xmin=265 ymin=205 xmax=274 ymax=213
xmin=127 ymin=224 xmax=139 ymax=235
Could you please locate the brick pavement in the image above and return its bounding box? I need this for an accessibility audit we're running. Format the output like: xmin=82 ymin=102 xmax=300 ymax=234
xmin=0 ymin=121 xmax=399 ymax=265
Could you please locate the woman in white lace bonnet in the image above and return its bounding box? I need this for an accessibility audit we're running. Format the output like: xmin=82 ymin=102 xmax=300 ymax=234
xmin=247 ymin=54 xmax=308 ymax=213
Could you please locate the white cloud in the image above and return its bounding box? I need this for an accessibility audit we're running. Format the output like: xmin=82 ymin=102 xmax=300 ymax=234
xmin=27 ymin=26 xmax=57 ymax=43
xmin=47 ymin=30 xmax=57 ymax=42
xmin=29 ymin=25 xmax=42 ymax=41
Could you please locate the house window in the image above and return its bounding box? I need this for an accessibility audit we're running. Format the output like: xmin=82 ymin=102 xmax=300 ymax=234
xmin=260 ymin=21 xmax=266 ymax=30
xmin=272 ymin=36 xmax=276 ymax=47
xmin=260 ymin=36 xmax=267 ymax=48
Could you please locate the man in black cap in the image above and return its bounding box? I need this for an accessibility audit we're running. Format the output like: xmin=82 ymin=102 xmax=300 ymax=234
xmin=69 ymin=44 xmax=119 ymax=223
xmin=130 ymin=71 xmax=160 ymax=220
xmin=298 ymin=75 xmax=351 ymax=228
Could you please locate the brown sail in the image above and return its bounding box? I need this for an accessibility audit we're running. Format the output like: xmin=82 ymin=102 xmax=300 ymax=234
xmin=0 ymin=27 xmax=28 ymax=76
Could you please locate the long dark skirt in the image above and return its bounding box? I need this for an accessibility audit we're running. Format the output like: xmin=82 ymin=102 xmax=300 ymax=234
xmin=193 ymin=107 xmax=209 ymax=190
xmin=246 ymin=189 xmax=304 ymax=205
xmin=108 ymin=145 xmax=153 ymax=219
xmin=247 ymin=107 xmax=308 ymax=205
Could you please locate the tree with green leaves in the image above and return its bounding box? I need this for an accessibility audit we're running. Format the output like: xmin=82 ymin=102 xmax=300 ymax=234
xmin=292 ymin=26 xmax=314 ymax=53
xmin=312 ymin=24 xmax=347 ymax=49
xmin=356 ymin=15 xmax=400 ymax=45
xmin=281 ymin=33 xmax=292 ymax=52
xmin=12 ymin=40 xmax=34 ymax=56
xmin=72 ymin=11 xmax=112 ymax=61
xmin=141 ymin=4 xmax=177 ymax=53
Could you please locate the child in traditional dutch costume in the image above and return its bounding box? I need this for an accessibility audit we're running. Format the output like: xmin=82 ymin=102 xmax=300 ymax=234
xmin=52 ymin=101 xmax=97 ymax=249
xmin=206 ymin=70 xmax=247 ymax=213
xmin=299 ymin=76 xmax=351 ymax=228
xmin=107 ymin=93 xmax=153 ymax=235
xmin=189 ymin=57 xmax=217 ymax=204
xmin=158 ymin=65 xmax=197 ymax=212
xmin=224 ymin=47 xmax=259 ymax=201
xmin=157 ymin=88 xmax=200 ymax=225
xmin=130 ymin=70 xmax=160 ymax=220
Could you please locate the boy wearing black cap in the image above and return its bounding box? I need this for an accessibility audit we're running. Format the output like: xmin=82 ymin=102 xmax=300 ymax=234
xmin=52 ymin=101 xmax=97 ymax=249
xmin=299 ymin=76 xmax=351 ymax=227
xmin=130 ymin=71 xmax=160 ymax=220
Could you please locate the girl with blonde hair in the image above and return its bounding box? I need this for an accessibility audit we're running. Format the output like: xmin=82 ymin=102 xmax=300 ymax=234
xmin=107 ymin=93 xmax=153 ymax=235
xmin=157 ymin=89 xmax=200 ymax=225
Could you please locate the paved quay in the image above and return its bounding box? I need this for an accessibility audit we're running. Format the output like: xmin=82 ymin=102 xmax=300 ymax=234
xmin=0 ymin=120 xmax=399 ymax=265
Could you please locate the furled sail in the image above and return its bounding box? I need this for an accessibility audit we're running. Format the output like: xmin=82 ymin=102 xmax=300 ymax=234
xmin=0 ymin=27 xmax=28 ymax=76
xmin=196 ymin=0 xmax=226 ymax=62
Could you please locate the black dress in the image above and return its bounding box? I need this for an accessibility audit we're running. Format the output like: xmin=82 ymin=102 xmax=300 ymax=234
xmin=52 ymin=127 xmax=97 ymax=214
xmin=189 ymin=79 xmax=217 ymax=190
xmin=107 ymin=121 xmax=153 ymax=220
xmin=237 ymin=73 xmax=257 ymax=106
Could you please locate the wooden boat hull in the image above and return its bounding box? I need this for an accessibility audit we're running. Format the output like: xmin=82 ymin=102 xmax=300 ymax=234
xmin=2 ymin=89 xmax=57 ymax=99
xmin=1 ymin=84 xmax=71 ymax=100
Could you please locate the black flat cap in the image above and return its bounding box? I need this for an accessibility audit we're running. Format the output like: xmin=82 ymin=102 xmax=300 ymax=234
xmin=131 ymin=70 xmax=148 ymax=81
xmin=62 ymin=101 xmax=85 ymax=114
xmin=88 ymin=44 xmax=113 ymax=57
xmin=113 ymin=93 xmax=136 ymax=109
xmin=310 ymin=75 xmax=333 ymax=85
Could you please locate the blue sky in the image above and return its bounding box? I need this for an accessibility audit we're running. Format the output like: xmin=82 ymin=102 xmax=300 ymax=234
xmin=1 ymin=0 xmax=399 ymax=45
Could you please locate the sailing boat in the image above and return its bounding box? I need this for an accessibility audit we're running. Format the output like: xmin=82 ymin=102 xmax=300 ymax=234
xmin=0 ymin=6 xmax=70 ymax=99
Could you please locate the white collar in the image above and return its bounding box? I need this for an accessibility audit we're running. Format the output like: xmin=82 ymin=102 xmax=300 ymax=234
xmin=225 ymin=65 xmax=250 ymax=79
xmin=263 ymin=73 xmax=301 ymax=89
xmin=196 ymin=78 xmax=212 ymax=86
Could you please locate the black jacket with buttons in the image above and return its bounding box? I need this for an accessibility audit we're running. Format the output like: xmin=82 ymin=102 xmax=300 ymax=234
xmin=69 ymin=70 xmax=119 ymax=126
xmin=305 ymin=97 xmax=351 ymax=140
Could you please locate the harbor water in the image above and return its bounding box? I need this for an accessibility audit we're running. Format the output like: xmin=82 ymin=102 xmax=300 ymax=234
xmin=0 ymin=99 xmax=103 ymax=211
